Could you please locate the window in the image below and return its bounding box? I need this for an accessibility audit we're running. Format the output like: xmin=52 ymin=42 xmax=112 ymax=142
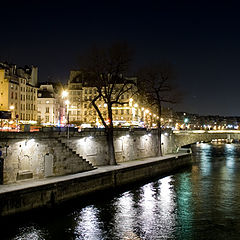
xmin=84 ymin=103 xmax=87 ymax=108
xmin=15 ymin=93 xmax=17 ymax=99
xmin=11 ymin=92 xmax=13 ymax=99
xmin=121 ymin=109 xmax=124 ymax=115
xmin=46 ymin=107 xmax=49 ymax=113
xmin=115 ymin=110 xmax=118 ymax=115
xmin=45 ymin=116 xmax=49 ymax=122
xmin=127 ymin=109 xmax=129 ymax=115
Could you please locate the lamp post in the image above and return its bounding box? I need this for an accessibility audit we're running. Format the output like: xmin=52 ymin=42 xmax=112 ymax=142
xmin=9 ymin=105 xmax=15 ymax=131
xmin=65 ymin=100 xmax=70 ymax=139
xmin=184 ymin=118 xmax=189 ymax=130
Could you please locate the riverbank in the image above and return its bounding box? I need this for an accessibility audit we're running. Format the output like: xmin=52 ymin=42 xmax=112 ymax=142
xmin=0 ymin=152 xmax=191 ymax=216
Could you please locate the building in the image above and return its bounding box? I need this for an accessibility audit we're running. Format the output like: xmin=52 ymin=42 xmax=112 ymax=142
xmin=66 ymin=71 xmax=149 ymax=127
xmin=37 ymin=84 xmax=62 ymax=125
xmin=0 ymin=62 xmax=38 ymax=125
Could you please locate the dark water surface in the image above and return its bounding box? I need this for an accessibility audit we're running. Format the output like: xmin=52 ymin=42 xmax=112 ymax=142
xmin=2 ymin=143 xmax=240 ymax=240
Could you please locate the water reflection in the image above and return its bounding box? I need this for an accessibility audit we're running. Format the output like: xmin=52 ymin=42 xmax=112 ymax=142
xmin=199 ymin=143 xmax=212 ymax=176
xmin=113 ymin=191 xmax=136 ymax=239
xmin=3 ymin=143 xmax=240 ymax=239
xmin=13 ymin=226 xmax=44 ymax=240
xmin=74 ymin=206 xmax=103 ymax=240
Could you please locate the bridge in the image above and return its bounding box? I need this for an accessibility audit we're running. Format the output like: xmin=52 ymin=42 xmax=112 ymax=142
xmin=173 ymin=130 xmax=240 ymax=147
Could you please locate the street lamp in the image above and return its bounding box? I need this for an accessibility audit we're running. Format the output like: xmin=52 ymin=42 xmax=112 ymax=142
xmin=9 ymin=105 xmax=15 ymax=131
xmin=65 ymin=100 xmax=70 ymax=138
xmin=184 ymin=118 xmax=189 ymax=130
xmin=62 ymin=90 xmax=68 ymax=98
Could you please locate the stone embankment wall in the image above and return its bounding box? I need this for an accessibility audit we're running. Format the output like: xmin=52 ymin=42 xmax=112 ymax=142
xmin=0 ymin=129 xmax=176 ymax=184
xmin=0 ymin=153 xmax=191 ymax=217
xmin=63 ymin=128 xmax=176 ymax=166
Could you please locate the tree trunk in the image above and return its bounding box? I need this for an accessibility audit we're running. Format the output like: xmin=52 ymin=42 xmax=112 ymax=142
xmin=157 ymin=125 xmax=162 ymax=156
xmin=106 ymin=105 xmax=117 ymax=165
xmin=157 ymin=104 xmax=163 ymax=156
xmin=106 ymin=127 xmax=117 ymax=165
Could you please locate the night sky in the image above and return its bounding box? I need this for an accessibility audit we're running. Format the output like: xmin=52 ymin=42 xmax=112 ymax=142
xmin=1 ymin=1 xmax=240 ymax=116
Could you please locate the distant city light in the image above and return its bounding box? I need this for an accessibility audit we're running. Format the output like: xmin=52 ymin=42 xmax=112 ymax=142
xmin=184 ymin=118 xmax=189 ymax=124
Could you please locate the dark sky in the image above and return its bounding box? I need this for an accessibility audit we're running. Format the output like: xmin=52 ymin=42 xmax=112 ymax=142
xmin=1 ymin=0 xmax=240 ymax=116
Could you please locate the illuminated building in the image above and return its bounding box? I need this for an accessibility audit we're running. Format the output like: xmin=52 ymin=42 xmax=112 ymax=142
xmin=0 ymin=62 xmax=38 ymax=124
xmin=37 ymin=84 xmax=62 ymax=125
xmin=67 ymin=71 xmax=157 ymax=127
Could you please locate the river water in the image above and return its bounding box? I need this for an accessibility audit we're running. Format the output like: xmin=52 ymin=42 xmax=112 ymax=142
xmin=2 ymin=142 xmax=240 ymax=240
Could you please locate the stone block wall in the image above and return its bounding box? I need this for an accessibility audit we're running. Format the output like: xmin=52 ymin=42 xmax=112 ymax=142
xmin=0 ymin=135 xmax=93 ymax=184
xmin=0 ymin=129 xmax=175 ymax=184
xmin=62 ymin=128 xmax=175 ymax=166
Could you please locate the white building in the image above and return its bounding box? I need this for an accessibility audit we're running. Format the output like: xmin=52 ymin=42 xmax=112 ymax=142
xmin=37 ymin=84 xmax=61 ymax=125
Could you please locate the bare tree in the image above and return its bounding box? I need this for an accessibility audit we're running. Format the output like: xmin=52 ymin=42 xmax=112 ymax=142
xmin=80 ymin=43 xmax=135 ymax=165
xmin=137 ymin=62 xmax=180 ymax=156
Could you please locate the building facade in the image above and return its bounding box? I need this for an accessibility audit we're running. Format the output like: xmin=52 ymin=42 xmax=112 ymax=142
xmin=66 ymin=71 xmax=148 ymax=127
xmin=0 ymin=63 xmax=38 ymax=124
xmin=37 ymin=84 xmax=62 ymax=125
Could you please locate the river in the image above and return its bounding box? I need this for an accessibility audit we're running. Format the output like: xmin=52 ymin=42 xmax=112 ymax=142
xmin=1 ymin=142 xmax=240 ymax=240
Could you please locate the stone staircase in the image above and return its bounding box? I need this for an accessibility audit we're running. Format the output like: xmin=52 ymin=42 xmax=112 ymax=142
xmin=56 ymin=138 xmax=95 ymax=171
xmin=44 ymin=139 xmax=94 ymax=175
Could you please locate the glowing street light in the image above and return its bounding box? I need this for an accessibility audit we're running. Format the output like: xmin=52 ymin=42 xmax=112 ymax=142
xmin=62 ymin=90 xmax=68 ymax=98
xmin=9 ymin=105 xmax=15 ymax=110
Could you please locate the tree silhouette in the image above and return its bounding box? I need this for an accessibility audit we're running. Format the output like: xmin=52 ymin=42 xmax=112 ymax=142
xmin=137 ymin=62 xmax=180 ymax=156
xmin=80 ymin=43 xmax=135 ymax=165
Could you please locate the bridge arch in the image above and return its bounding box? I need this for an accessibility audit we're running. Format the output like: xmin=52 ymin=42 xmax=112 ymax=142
xmin=173 ymin=130 xmax=240 ymax=148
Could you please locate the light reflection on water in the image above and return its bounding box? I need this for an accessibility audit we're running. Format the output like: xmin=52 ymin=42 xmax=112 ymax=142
xmin=74 ymin=206 xmax=104 ymax=240
xmin=2 ymin=143 xmax=240 ymax=239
